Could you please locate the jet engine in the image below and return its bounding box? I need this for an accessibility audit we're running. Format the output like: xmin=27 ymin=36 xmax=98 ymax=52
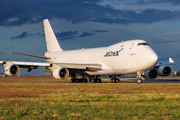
xmin=142 ymin=68 xmax=158 ymax=79
xmin=52 ymin=67 xmax=69 ymax=79
xmin=4 ymin=64 xmax=20 ymax=76
xmin=157 ymin=66 xmax=171 ymax=76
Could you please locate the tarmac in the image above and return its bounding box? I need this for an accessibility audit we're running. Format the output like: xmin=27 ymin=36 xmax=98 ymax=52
xmin=120 ymin=78 xmax=180 ymax=83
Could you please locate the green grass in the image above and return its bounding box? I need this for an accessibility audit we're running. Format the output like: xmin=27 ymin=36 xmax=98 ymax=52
xmin=0 ymin=76 xmax=180 ymax=119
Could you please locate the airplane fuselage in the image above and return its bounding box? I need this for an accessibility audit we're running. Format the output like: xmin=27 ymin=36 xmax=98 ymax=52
xmin=45 ymin=40 xmax=158 ymax=75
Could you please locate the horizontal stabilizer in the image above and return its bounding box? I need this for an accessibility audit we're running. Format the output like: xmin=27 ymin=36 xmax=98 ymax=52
xmin=10 ymin=51 xmax=51 ymax=59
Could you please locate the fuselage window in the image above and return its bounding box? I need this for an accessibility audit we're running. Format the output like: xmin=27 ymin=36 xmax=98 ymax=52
xmin=137 ymin=43 xmax=149 ymax=46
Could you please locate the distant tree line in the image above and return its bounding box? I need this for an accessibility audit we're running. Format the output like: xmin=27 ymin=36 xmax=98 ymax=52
xmin=176 ymin=71 xmax=180 ymax=76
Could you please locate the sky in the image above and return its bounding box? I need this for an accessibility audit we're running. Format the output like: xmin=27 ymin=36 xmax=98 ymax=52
xmin=0 ymin=0 xmax=180 ymax=75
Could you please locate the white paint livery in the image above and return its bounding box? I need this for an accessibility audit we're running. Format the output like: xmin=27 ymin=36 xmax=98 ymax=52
xmin=0 ymin=19 xmax=175 ymax=83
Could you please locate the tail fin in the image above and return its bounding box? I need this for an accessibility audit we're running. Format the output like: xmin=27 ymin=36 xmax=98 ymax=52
xmin=43 ymin=19 xmax=63 ymax=52
xmin=169 ymin=58 xmax=174 ymax=63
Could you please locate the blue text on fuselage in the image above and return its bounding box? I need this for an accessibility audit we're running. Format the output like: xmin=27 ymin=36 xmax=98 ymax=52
xmin=104 ymin=48 xmax=123 ymax=57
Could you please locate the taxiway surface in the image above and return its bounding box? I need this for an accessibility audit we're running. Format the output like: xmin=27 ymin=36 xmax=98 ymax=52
xmin=121 ymin=78 xmax=180 ymax=83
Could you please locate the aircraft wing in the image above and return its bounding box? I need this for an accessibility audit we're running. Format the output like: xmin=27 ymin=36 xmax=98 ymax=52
xmin=6 ymin=52 xmax=102 ymax=70
xmin=6 ymin=51 xmax=102 ymax=71
xmin=0 ymin=60 xmax=51 ymax=72
xmin=0 ymin=61 xmax=51 ymax=66
xmin=0 ymin=60 xmax=102 ymax=73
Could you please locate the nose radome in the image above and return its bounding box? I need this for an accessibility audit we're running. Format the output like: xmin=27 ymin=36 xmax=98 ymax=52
xmin=148 ymin=50 xmax=158 ymax=67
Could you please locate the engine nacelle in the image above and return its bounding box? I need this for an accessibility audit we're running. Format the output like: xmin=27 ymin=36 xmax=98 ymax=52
xmin=157 ymin=66 xmax=171 ymax=76
xmin=52 ymin=67 xmax=69 ymax=79
xmin=142 ymin=68 xmax=158 ymax=79
xmin=4 ymin=64 xmax=20 ymax=76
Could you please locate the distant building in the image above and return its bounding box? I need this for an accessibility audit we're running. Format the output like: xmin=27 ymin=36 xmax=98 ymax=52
xmin=0 ymin=73 xmax=5 ymax=77
xmin=171 ymin=71 xmax=177 ymax=76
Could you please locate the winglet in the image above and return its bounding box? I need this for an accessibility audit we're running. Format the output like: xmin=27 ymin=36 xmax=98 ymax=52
xmin=169 ymin=58 xmax=174 ymax=63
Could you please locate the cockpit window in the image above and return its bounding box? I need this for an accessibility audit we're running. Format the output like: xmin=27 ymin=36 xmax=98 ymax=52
xmin=137 ymin=43 xmax=149 ymax=46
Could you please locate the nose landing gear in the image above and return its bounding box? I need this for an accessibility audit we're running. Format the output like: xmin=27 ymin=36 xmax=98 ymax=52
xmin=137 ymin=71 xmax=143 ymax=84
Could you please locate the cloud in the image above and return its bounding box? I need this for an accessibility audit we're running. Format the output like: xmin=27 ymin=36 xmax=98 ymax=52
xmin=135 ymin=0 xmax=180 ymax=5
xmin=56 ymin=31 xmax=78 ymax=41
xmin=93 ymin=8 xmax=180 ymax=24
xmin=56 ymin=31 xmax=78 ymax=38
xmin=55 ymin=30 xmax=109 ymax=40
xmin=153 ymin=34 xmax=180 ymax=43
xmin=3 ymin=46 xmax=14 ymax=50
xmin=0 ymin=0 xmax=180 ymax=27
xmin=11 ymin=32 xmax=33 ymax=40
xmin=94 ymin=30 xmax=109 ymax=33
xmin=78 ymin=32 xmax=94 ymax=38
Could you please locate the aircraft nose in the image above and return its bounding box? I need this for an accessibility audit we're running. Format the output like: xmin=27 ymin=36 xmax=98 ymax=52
xmin=147 ymin=50 xmax=158 ymax=67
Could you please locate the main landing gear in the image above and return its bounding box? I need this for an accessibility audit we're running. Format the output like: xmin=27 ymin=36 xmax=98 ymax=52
xmin=110 ymin=76 xmax=120 ymax=83
xmin=71 ymin=77 xmax=88 ymax=83
xmin=70 ymin=76 xmax=102 ymax=83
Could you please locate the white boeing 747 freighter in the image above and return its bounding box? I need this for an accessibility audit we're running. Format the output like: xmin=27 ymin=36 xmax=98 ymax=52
xmin=0 ymin=19 xmax=175 ymax=83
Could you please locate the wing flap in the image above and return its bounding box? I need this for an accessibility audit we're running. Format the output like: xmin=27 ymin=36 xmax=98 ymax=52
xmin=57 ymin=63 xmax=102 ymax=71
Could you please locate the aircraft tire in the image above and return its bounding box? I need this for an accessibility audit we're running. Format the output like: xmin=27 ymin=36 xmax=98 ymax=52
xmin=94 ymin=79 xmax=97 ymax=83
xmin=115 ymin=79 xmax=120 ymax=83
xmin=97 ymin=78 xmax=101 ymax=83
xmin=113 ymin=79 xmax=116 ymax=83
xmin=137 ymin=78 xmax=142 ymax=84
xmin=76 ymin=79 xmax=79 ymax=83
xmin=80 ymin=78 xmax=83 ymax=83
xmin=83 ymin=78 xmax=88 ymax=83
xmin=71 ymin=78 xmax=75 ymax=83
xmin=110 ymin=79 xmax=113 ymax=83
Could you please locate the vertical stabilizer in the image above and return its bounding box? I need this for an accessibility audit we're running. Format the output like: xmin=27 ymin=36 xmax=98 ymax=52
xmin=43 ymin=19 xmax=63 ymax=52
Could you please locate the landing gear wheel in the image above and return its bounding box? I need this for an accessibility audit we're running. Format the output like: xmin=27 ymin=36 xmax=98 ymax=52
xmin=83 ymin=78 xmax=88 ymax=83
xmin=137 ymin=79 xmax=142 ymax=84
xmin=115 ymin=78 xmax=120 ymax=83
xmin=97 ymin=78 xmax=101 ymax=83
xmin=79 ymin=78 xmax=83 ymax=83
xmin=94 ymin=79 xmax=97 ymax=83
xmin=71 ymin=78 xmax=75 ymax=83
xmin=110 ymin=78 xmax=119 ymax=83
xmin=110 ymin=79 xmax=113 ymax=83
xmin=75 ymin=78 xmax=79 ymax=83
